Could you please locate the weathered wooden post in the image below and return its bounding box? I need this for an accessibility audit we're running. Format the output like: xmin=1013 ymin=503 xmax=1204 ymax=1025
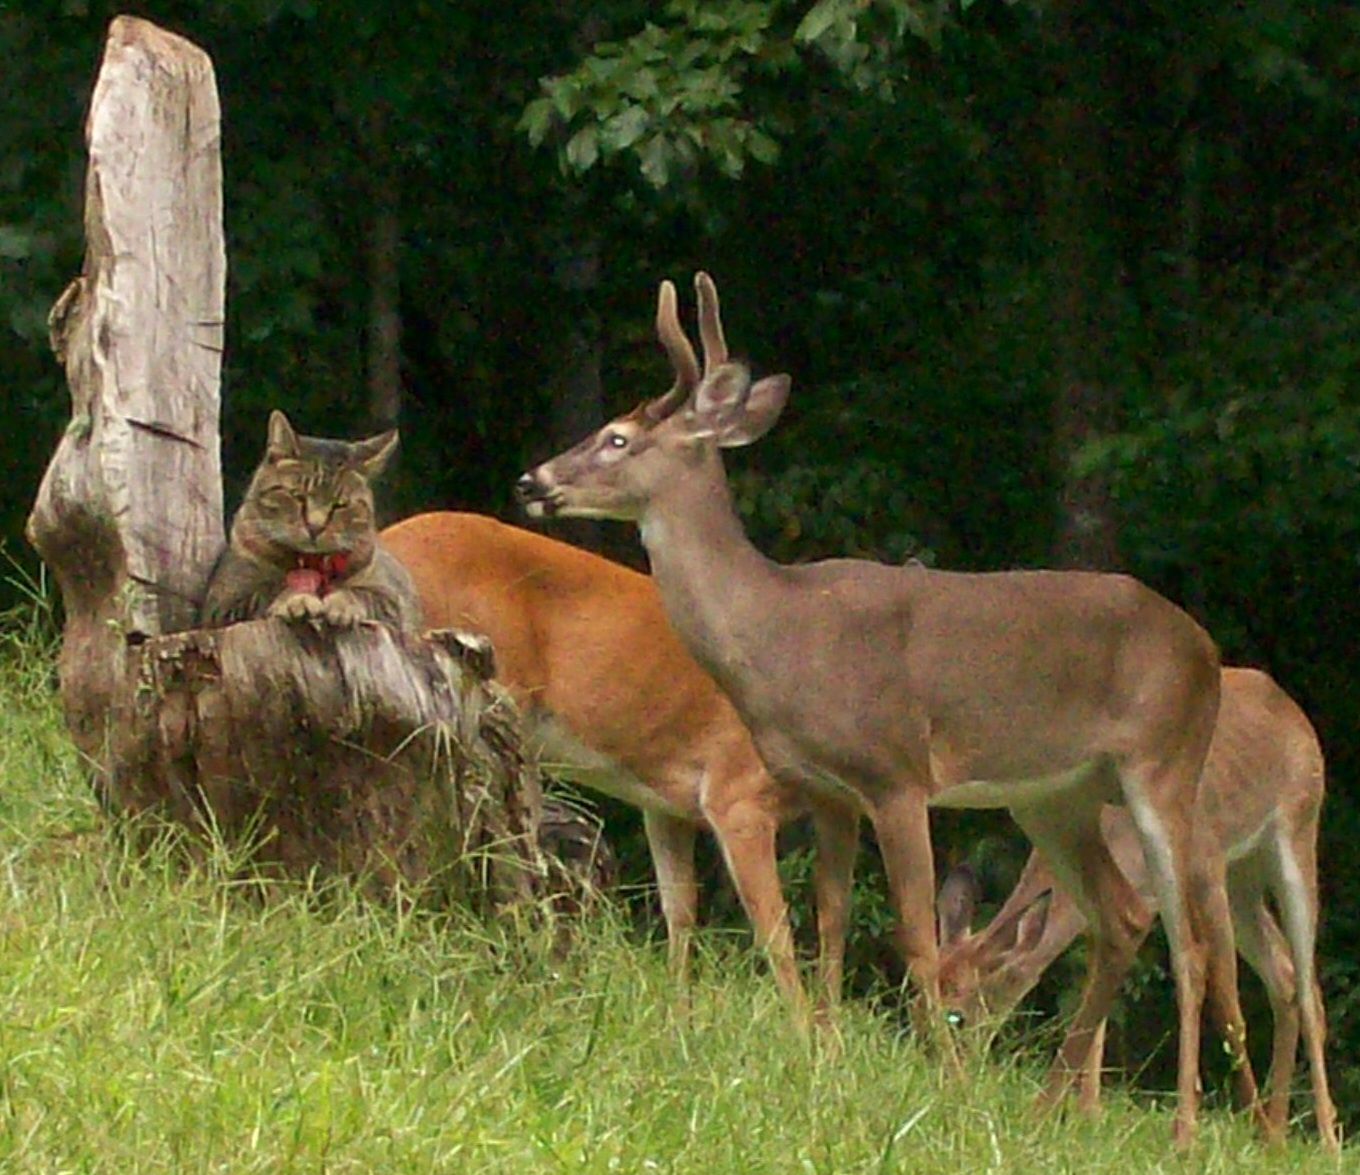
xmin=29 ymin=16 xmax=226 ymax=760
xmin=26 ymin=16 xmax=547 ymax=910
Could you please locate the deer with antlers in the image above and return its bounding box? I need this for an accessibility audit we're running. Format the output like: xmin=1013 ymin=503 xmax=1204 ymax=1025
xmin=518 ymin=272 xmax=1225 ymax=1145
xmin=935 ymin=666 xmax=1338 ymax=1150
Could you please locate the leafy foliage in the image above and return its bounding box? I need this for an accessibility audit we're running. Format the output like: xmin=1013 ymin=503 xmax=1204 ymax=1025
xmin=796 ymin=0 xmax=938 ymax=92
xmin=735 ymin=457 xmax=931 ymax=565
xmin=521 ymin=0 xmax=792 ymax=188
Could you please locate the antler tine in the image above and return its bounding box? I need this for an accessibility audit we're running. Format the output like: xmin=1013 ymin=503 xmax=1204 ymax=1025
xmin=656 ymin=279 xmax=701 ymax=394
xmin=694 ymin=271 xmax=729 ymax=375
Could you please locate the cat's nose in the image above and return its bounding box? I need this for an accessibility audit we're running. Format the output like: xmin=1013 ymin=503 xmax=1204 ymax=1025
xmin=305 ymin=506 xmax=333 ymax=539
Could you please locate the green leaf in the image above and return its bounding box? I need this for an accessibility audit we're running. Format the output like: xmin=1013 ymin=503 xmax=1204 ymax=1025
xmin=546 ymin=78 xmax=581 ymax=122
xmin=519 ymin=97 xmax=557 ymax=147
xmin=564 ymin=127 xmax=600 ymax=173
xmin=746 ymin=128 xmax=780 ymax=165
xmin=601 ymin=104 xmax=651 ymax=152
xmin=795 ymin=0 xmax=853 ymax=47
xmin=638 ymin=134 xmax=672 ymax=188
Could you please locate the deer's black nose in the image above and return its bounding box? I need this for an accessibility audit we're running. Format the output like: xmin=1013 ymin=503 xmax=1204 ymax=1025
xmin=515 ymin=473 xmax=537 ymax=501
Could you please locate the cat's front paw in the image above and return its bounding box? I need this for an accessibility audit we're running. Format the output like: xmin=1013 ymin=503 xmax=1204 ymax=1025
xmin=268 ymin=591 xmax=327 ymax=623
xmin=317 ymin=589 xmax=369 ymax=628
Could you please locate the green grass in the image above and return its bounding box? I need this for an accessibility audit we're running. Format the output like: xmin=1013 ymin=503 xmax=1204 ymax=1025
xmin=0 ymin=636 xmax=1348 ymax=1173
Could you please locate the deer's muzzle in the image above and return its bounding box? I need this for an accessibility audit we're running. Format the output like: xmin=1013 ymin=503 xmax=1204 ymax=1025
xmin=516 ymin=471 xmax=560 ymax=518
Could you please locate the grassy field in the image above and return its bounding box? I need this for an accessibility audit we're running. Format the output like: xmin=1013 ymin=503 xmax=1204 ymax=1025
xmin=0 ymin=627 xmax=1348 ymax=1174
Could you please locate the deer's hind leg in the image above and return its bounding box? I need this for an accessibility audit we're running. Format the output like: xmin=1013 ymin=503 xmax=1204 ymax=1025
xmin=1015 ymin=796 xmax=1148 ymax=1116
xmin=1269 ymin=823 xmax=1339 ymax=1152
xmin=1197 ymin=853 xmax=1263 ymax=1129
xmin=1116 ymin=755 xmax=1210 ymax=1148
xmin=1229 ymin=874 xmax=1296 ymax=1142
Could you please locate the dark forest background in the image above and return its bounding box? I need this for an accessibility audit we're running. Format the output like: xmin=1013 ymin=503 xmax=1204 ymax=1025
xmin=3 ymin=0 xmax=1359 ymax=1126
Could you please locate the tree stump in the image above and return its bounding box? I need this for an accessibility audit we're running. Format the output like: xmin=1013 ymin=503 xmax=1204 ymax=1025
xmin=116 ymin=622 xmax=542 ymax=908
xmin=25 ymin=16 xmax=545 ymax=909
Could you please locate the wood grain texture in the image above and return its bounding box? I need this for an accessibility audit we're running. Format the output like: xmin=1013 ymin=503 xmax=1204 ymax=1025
xmin=109 ymin=621 xmax=544 ymax=908
xmin=25 ymin=19 xmax=551 ymax=912
xmin=29 ymin=15 xmax=225 ymax=639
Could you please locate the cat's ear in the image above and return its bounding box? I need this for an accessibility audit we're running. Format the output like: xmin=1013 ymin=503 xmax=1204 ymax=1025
xmin=266 ymin=410 xmax=301 ymax=460
xmin=350 ymin=429 xmax=399 ymax=480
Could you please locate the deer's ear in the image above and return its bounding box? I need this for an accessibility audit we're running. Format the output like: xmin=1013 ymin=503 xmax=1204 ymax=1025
xmin=714 ymin=374 xmax=790 ymax=448
xmin=266 ymin=410 xmax=301 ymax=459
xmin=1011 ymin=894 xmax=1051 ymax=954
xmin=693 ymin=363 xmax=751 ymax=419
xmin=936 ymin=864 xmax=980 ymax=947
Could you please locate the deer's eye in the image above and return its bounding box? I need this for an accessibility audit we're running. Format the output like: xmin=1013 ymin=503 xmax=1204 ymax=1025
xmin=605 ymin=431 xmax=628 ymax=449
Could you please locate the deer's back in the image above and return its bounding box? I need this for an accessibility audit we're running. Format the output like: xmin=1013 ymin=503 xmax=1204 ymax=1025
xmin=735 ymin=561 xmax=1220 ymax=786
xmin=380 ymin=512 xmax=770 ymax=812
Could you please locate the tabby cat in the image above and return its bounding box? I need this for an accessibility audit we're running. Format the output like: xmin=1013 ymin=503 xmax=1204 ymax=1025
xmin=199 ymin=410 xmax=422 ymax=631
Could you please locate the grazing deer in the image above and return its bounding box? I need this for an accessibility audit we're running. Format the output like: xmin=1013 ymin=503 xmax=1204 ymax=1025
xmin=518 ymin=272 xmax=1223 ymax=1145
xmin=380 ymin=510 xmax=862 ymax=1019
xmin=935 ymin=666 xmax=1338 ymax=1151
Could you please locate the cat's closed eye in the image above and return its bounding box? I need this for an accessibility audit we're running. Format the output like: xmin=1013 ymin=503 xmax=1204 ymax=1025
xmin=259 ymin=486 xmax=298 ymax=510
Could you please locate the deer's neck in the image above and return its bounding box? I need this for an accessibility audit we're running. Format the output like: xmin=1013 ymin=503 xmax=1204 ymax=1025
xmin=636 ymin=451 xmax=779 ymax=678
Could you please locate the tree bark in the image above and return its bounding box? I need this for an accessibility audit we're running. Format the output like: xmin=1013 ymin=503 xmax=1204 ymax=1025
xmin=26 ymin=16 xmax=227 ymax=760
xmin=25 ymin=17 xmax=547 ymax=908
xmin=113 ymin=621 xmax=543 ymax=908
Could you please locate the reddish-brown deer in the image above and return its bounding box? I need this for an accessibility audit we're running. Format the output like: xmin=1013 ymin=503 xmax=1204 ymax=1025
xmin=935 ymin=666 xmax=1338 ymax=1151
xmin=381 ymin=511 xmax=861 ymax=1020
xmin=518 ymin=272 xmax=1223 ymax=1145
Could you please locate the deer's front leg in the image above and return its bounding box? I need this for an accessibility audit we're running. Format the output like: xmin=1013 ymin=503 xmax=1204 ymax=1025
xmin=641 ymin=809 xmax=699 ymax=990
xmin=871 ymin=785 xmax=955 ymax=1061
xmin=810 ymin=798 xmax=860 ymax=1014
xmin=707 ymin=796 xmax=812 ymax=1026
